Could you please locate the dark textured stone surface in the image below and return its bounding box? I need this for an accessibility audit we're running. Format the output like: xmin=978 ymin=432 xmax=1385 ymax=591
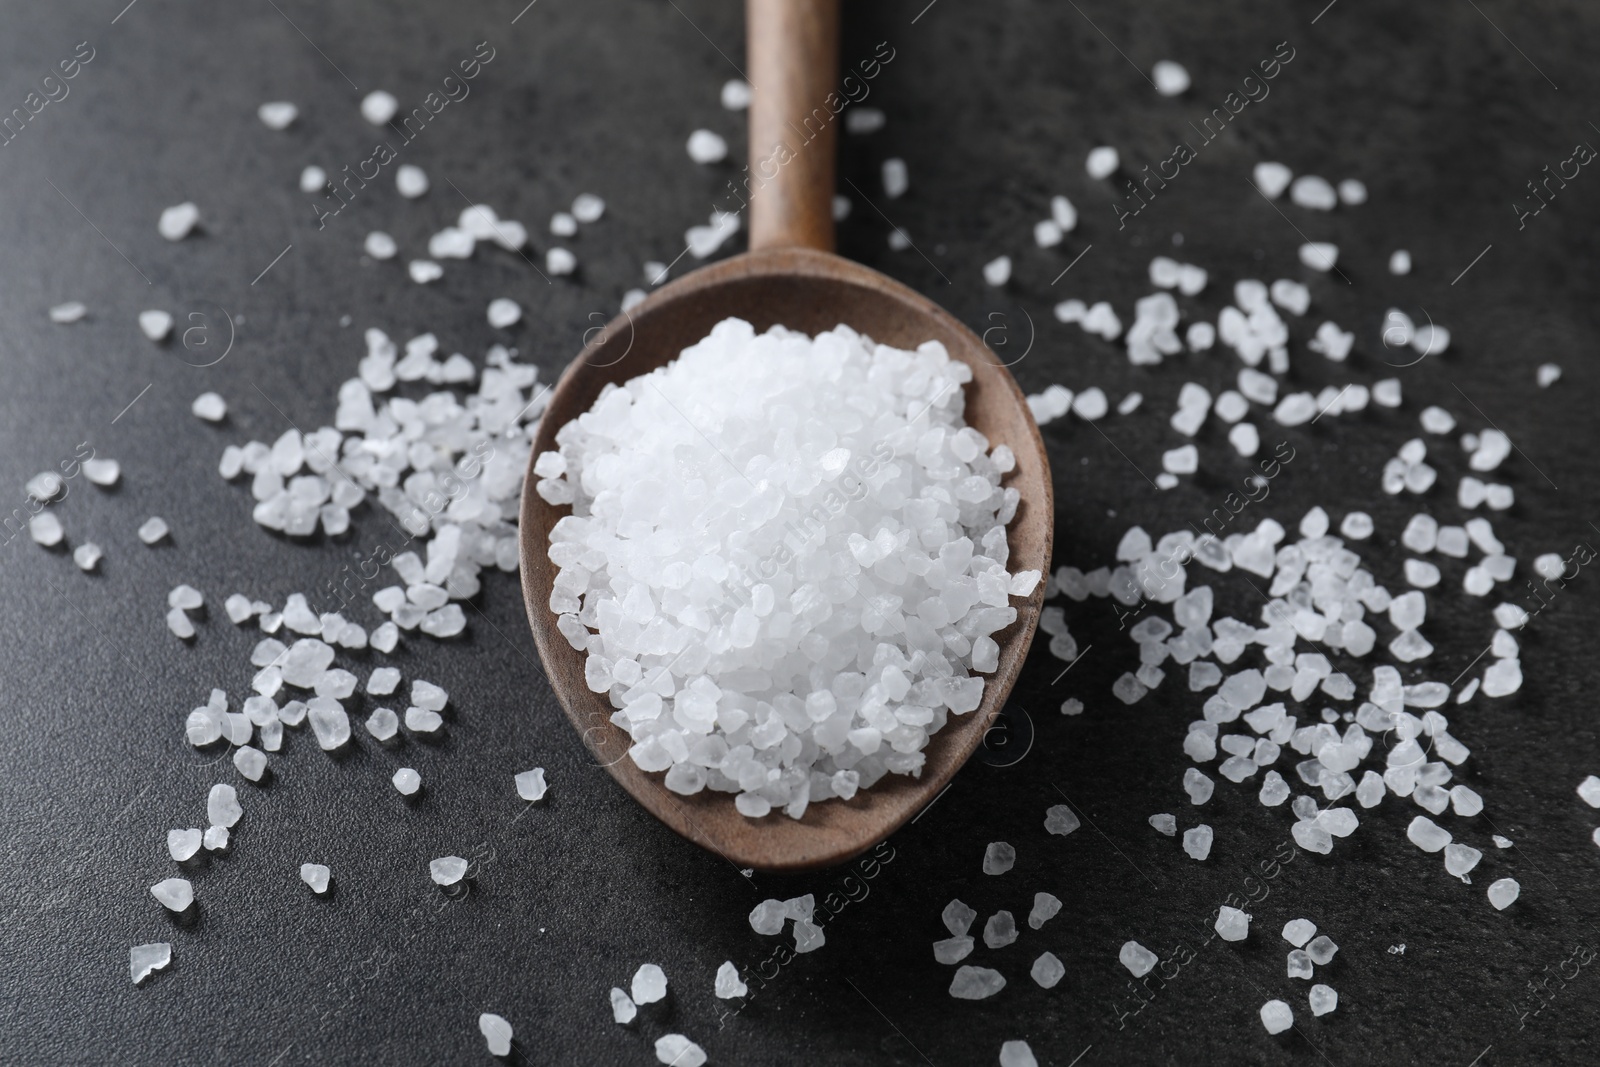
xmin=1 ymin=1 xmax=1597 ymax=1064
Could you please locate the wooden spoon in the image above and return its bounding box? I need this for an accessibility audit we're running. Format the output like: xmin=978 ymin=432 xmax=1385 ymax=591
xmin=519 ymin=0 xmax=1052 ymax=872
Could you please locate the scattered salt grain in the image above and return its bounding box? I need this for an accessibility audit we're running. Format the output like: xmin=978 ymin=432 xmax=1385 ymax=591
xmin=687 ymin=129 xmax=727 ymax=163
xmin=654 ymin=1035 xmax=706 ymax=1067
xmin=983 ymin=256 xmax=1012 ymax=287
xmin=479 ymin=1014 xmax=513 ymax=1058
xmin=360 ymin=90 xmax=397 ymax=125
xmin=203 ymin=825 xmax=229 ymax=851
xmin=130 ymin=942 xmax=172 ymax=985
xmin=300 ymin=863 xmax=331 ymax=894
xmin=408 ymin=259 xmax=443 ymax=284
xmin=1031 ymin=952 xmax=1065 ymax=989
xmin=1260 ymin=999 xmax=1294 ymax=1035
xmin=364 ymin=231 xmax=397 ymax=259
xmin=1149 ymin=813 xmax=1177 ymax=835
xmin=943 ymin=899 xmax=977 ymax=937
xmin=1253 ymin=162 xmax=1292 ymax=199
xmin=515 ymin=768 xmax=548 ymax=802
xmin=983 ymin=910 xmax=1018 ymax=949
xmin=1215 ymin=905 xmax=1251 ymax=942
xmin=1086 ymin=145 xmax=1119 ymax=179
xmin=392 ymin=767 xmax=421 ymax=795
xmin=1488 ymin=877 xmax=1520 ymax=909
xmin=234 ymin=746 xmax=267 ymax=782
xmin=192 ymin=392 xmax=227 ymax=421
xmin=157 ymin=202 xmax=200 ymax=241
xmin=1537 ymin=363 xmax=1561 ymax=387
xmin=1152 ymin=60 xmax=1190 ymax=96
xmin=1287 ymin=949 xmax=1313 ymax=979
xmin=168 ymin=828 xmax=202 ymax=862
xmin=1282 ymin=918 xmax=1316 ymax=947
xmin=1298 ymin=242 xmax=1339 ymax=271
xmin=610 ymin=987 xmax=637 ymax=1024
xmin=49 ymin=301 xmax=87 ymax=324
xmin=430 ymin=856 xmax=468 ymax=886
xmin=1289 ymin=175 xmax=1337 ymax=210
xmin=750 ymin=899 xmax=788 ymax=935
xmin=632 ymin=963 xmax=668 ymax=1004
xmin=29 ymin=513 xmax=63 ymax=547
xmin=999 ymin=1041 xmax=1038 ymax=1067
xmin=1578 ymin=776 xmax=1600 ymax=808
xmin=300 ymin=166 xmax=327 ymax=193
xmin=715 ymin=961 xmax=748 ymax=998
xmin=1183 ymin=824 xmax=1214 ymax=860
xmin=150 ymin=877 xmax=193 ymax=912
xmin=950 ymin=965 xmax=1006 ymax=999
xmin=1407 ymin=815 xmax=1450 ymax=852
xmin=1119 ymin=940 xmax=1157 ymax=977
xmin=983 ymin=841 xmax=1016 ymax=875
xmin=487 ymin=298 xmax=522 ymax=328
xmin=208 ymin=783 xmax=241 ymax=828
xmin=1306 ymin=935 xmax=1338 ymax=965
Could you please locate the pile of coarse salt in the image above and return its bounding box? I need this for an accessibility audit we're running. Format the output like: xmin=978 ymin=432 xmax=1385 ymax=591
xmin=217 ymin=329 xmax=547 ymax=638
xmin=535 ymin=318 xmax=1038 ymax=818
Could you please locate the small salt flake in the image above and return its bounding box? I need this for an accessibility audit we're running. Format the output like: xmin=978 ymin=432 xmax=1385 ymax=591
xmin=983 ymin=910 xmax=1018 ymax=949
xmin=720 ymin=78 xmax=752 ymax=110
xmin=1488 ymin=877 xmax=1520 ymax=910
xmin=300 ymin=863 xmax=331 ymax=894
xmin=478 ymin=1013 xmax=513 ymax=1058
xmin=1407 ymin=815 xmax=1451 ymax=852
xmin=150 ymin=877 xmax=193 ymax=912
xmin=982 ymin=256 xmax=1012 ymax=287
xmin=192 ymin=392 xmax=227 ymax=421
xmin=138 ymin=516 xmax=169 ymax=544
xmin=1260 ymin=999 xmax=1294 ymax=1035
xmin=83 ymin=458 xmax=120 ymax=486
xmin=234 ymin=746 xmax=268 ymax=782
xmin=749 ymin=899 xmax=787 ymax=935
xmin=942 ymin=899 xmax=977 ymax=937
xmin=360 ymin=90 xmax=397 ymax=124
xmin=999 ymin=1040 xmax=1039 ymax=1067
xmin=1537 ymin=363 xmax=1562 ymax=387
xmin=1060 ymin=697 xmax=1084 ymax=715
xmin=1086 ymin=145 xmax=1119 ymax=179
xmin=1119 ymin=940 xmax=1157 ymax=977
xmin=845 ymin=107 xmax=885 ymax=134
xmin=487 ymin=298 xmax=522 ymax=328
xmin=654 ymin=1035 xmax=706 ymax=1067
xmin=29 ymin=512 xmax=63 ymax=547
xmin=392 ymin=767 xmax=421 ymax=795
xmin=515 ymin=768 xmax=548 ymax=802
xmin=1044 ymin=804 xmax=1080 ymax=835
xmin=1183 ymin=767 xmax=1214 ymax=805
xmin=405 ymin=706 xmax=443 ymax=733
xmin=1282 ymin=919 xmax=1316 ymax=947
xmin=408 ymin=259 xmax=443 ymax=284
xmin=300 ymin=165 xmax=327 ymax=193
xmin=1031 ymin=951 xmax=1065 ymax=989
xmin=881 ymin=157 xmax=909 ymax=198
xmin=1389 ymin=249 xmax=1412 ymax=275
xmin=1149 ymin=813 xmax=1177 ymax=835
xmin=130 ymin=942 xmax=173 ymax=985
xmin=49 ymin=301 xmax=87 ymax=324
xmin=138 ymin=309 xmax=174 ymax=341
xmin=610 ymin=987 xmax=637 ymax=1024
xmin=257 ymin=101 xmax=297 ymax=129
xmin=1289 ymin=175 xmax=1337 ymax=210
xmin=1309 ymin=983 xmax=1339 ymax=1017
xmin=1215 ymin=905 xmax=1250 ymax=942
xmin=1152 ymin=59 xmax=1190 ymax=96
xmin=949 ymin=965 xmax=1006 ymax=999
xmin=1183 ymin=824 xmax=1214 ymax=860
xmin=1254 ymin=162 xmax=1292 ymax=198
xmin=204 ymin=825 xmax=229 ymax=851
xmin=631 ymin=963 xmax=667 ymax=1004
xmin=1287 ymin=949 xmax=1313 ymax=979
xmin=1306 ymin=935 xmax=1338 ymax=966
xmin=982 ymin=841 xmax=1016 ymax=875
xmin=1028 ymin=892 xmax=1062 ymax=930
xmin=168 ymin=828 xmax=202 ymax=862
xmin=364 ymin=231 xmax=398 ymax=259
xmin=546 ymin=247 xmax=577 ymax=275
xmin=550 ymin=211 xmax=577 ymax=237
xmin=430 ymin=855 xmax=468 ymax=886
xmin=209 ymin=782 xmax=242 ymax=827
xmin=686 ymin=129 xmax=727 ymax=164
xmin=715 ymin=960 xmax=748 ymax=998
xmin=1578 ymin=776 xmax=1600 ymax=808
xmin=155 ymin=205 xmax=202 ymax=246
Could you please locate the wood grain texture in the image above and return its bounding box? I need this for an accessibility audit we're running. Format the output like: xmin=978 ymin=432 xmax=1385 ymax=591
xmin=518 ymin=247 xmax=1053 ymax=871
xmin=745 ymin=0 xmax=840 ymax=252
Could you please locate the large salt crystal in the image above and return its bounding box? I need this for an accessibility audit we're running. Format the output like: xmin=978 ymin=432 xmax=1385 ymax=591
xmin=1214 ymin=905 xmax=1250 ymax=941
xmin=1407 ymin=815 xmax=1451 ymax=852
xmin=130 ymin=942 xmax=172 ymax=984
xmin=715 ymin=960 xmax=748 ymax=998
xmin=950 ymin=965 xmax=1006 ymax=999
xmin=942 ymin=899 xmax=977 ymax=936
xmin=1031 ymin=951 xmax=1065 ymax=988
xmin=1488 ymin=877 xmax=1520 ymax=909
xmin=1259 ymin=1000 xmax=1294 ymax=1034
xmin=610 ymin=987 xmax=637 ymax=1024
xmin=150 ymin=877 xmax=193 ymax=911
xmin=999 ymin=1040 xmax=1038 ymax=1067
xmin=479 ymin=1014 xmax=513 ymax=1057
xmin=983 ymin=841 xmax=1016 ymax=875
xmin=654 ymin=1035 xmax=706 ymax=1067
xmin=168 ymin=828 xmax=202 ymax=861
xmin=632 ymin=963 xmax=668 ymax=1004
xmin=1044 ymin=804 xmax=1080 ymax=835
xmin=430 ymin=855 xmax=468 ymax=886
xmin=208 ymin=783 xmax=242 ymax=827
xmin=1119 ymin=940 xmax=1157 ymax=977
xmin=300 ymin=863 xmax=331 ymax=894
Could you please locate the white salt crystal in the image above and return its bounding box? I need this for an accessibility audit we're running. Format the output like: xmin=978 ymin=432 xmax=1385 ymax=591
xmin=1298 ymin=242 xmax=1339 ymax=271
xmin=203 ymin=825 xmax=229 ymax=851
xmin=654 ymin=1035 xmax=706 ymax=1067
xmin=150 ymin=877 xmax=193 ymax=912
xmin=430 ymin=856 xmax=468 ymax=886
xmin=1578 ymin=776 xmax=1600 ymax=808
xmin=1119 ymin=941 xmax=1157 ymax=977
xmin=999 ymin=1041 xmax=1038 ymax=1067
xmin=750 ymin=899 xmax=787 ymax=935
xmin=1260 ymin=1000 xmax=1294 ymax=1034
xmin=157 ymin=202 xmax=200 ymax=241
xmin=982 ymin=256 xmax=1012 ymax=287
xmin=138 ymin=309 xmax=174 ymax=341
xmin=308 ymin=698 xmax=351 ymax=749
xmin=1482 ymin=658 xmax=1522 ymax=697
xmin=479 ymin=1014 xmax=513 ymax=1057
xmin=1183 ymin=824 xmax=1214 ymax=860
xmin=138 ymin=516 xmax=170 ymax=545
xmin=49 ymin=301 xmax=87 ymax=324
xmin=715 ymin=960 xmax=748 ymax=998
xmin=360 ymin=90 xmax=397 ymax=124
xmin=487 ymin=298 xmax=522 ymax=328
xmin=405 ymin=706 xmax=443 ymax=733
xmin=687 ymin=129 xmax=728 ymax=163
xmin=1253 ymin=162 xmax=1292 ymax=199
xmin=951 ymin=965 xmax=1006 ymax=999
xmin=1488 ymin=877 xmax=1520 ymax=909
xmin=1282 ymin=918 xmax=1316 ymax=947
xmin=364 ymin=231 xmax=397 ymax=260
xmin=1152 ymin=60 xmax=1190 ymax=95
xmin=208 ymin=783 xmax=242 ymax=827
xmin=983 ymin=841 xmax=1016 ymax=875
xmin=233 ymin=746 xmax=267 ymax=782
xmin=130 ymin=942 xmax=172 ymax=984
xmin=1309 ymin=983 xmax=1338 ymax=1016
xmin=1044 ymin=804 xmax=1080 ymax=835
xmin=720 ymin=78 xmax=752 ymax=110
xmin=168 ymin=828 xmax=202 ymax=862
xmin=83 ymin=458 xmax=120 ymax=486
xmin=1289 ymin=175 xmax=1336 ymax=210
xmin=545 ymin=247 xmax=577 ymax=276
xmin=515 ymin=768 xmax=548 ymax=802
xmin=1407 ymin=815 xmax=1450 ymax=852
xmin=408 ymin=259 xmax=443 ymax=284
xmin=192 ymin=392 xmax=227 ymax=421
xmin=300 ymin=166 xmax=327 ymax=193
xmin=1306 ymin=935 xmax=1338 ymax=965
xmin=1287 ymin=949 xmax=1313 ymax=979
xmin=1537 ymin=363 xmax=1561 ymax=387
xmin=1215 ymin=905 xmax=1250 ymax=941
xmin=257 ymin=101 xmax=297 ymax=129
xmin=1184 ymin=768 xmax=1215 ymax=804
xmin=411 ymin=679 xmax=448 ymax=710
xmin=632 ymin=963 xmax=668 ymax=1004
xmin=1444 ymin=843 xmax=1482 ymax=879
xmin=1086 ymin=146 xmax=1119 ymax=179
xmin=943 ymin=899 xmax=977 ymax=936
xmin=29 ymin=513 xmax=63 ymax=547
xmin=983 ymin=910 xmax=1018 ymax=949
xmin=300 ymin=863 xmax=331 ymax=894
xmin=1031 ymin=951 xmax=1065 ymax=988
xmin=610 ymin=987 xmax=637 ymax=1024
xmin=1028 ymin=892 xmax=1062 ymax=930
xmin=392 ymin=767 xmax=421 ymax=795
xmin=1338 ymin=179 xmax=1367 ymax=204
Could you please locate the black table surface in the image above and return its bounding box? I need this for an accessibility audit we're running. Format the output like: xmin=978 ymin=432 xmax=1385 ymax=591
xmin=4 ymin=1 xmax=1598 ymax=1064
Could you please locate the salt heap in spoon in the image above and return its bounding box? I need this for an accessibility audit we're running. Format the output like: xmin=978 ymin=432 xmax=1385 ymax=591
xmin=536 ymin=318 xmax=1037 ymax=819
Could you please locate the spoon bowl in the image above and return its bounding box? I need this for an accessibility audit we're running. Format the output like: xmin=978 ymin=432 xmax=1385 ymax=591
xmin=517 ymin=1 xmax=1053 ymax=872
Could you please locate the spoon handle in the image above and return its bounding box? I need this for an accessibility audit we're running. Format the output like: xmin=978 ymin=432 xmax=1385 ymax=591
xmin=746 ymin=0 xmax=840 ymax=253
